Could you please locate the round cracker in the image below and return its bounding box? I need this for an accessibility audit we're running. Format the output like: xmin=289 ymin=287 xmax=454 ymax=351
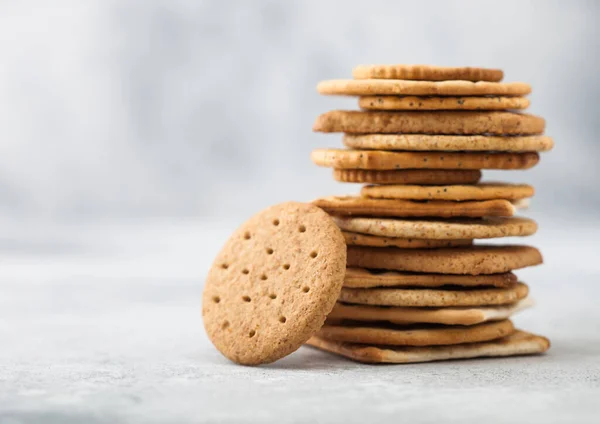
xmin=312 ymin=149 xmax=540 ymax=171
xmin=332 ymin=216 xmax=537 ymax=240
xmin=344 ymin=268 xmax=518 ymax=289
xmin=333 ymin=169 xmax=482 ymax=185
xmin=339 ymin=283 xmax=529 ymax=307
xmin=317 ymin=80 xmax=530 ymax=97
xmin=361 ymin=183 xmax=534 ymax=201
xmin=352 ymin=64 xmax=503 ymax=82
xmin=342 ymin=231 xmax=472 ymax=249
xmin=317 ymin=320 xmax=515 ymax=346
xmin=343 ymin=134 xmax=554 ymax=152
xmin=359 ymin=95 xmax=529 ymax=111
xmin=313 ymin=111 xmax=545 ymax=135
xmin=202 ymin=202 xmax=346 ymax=365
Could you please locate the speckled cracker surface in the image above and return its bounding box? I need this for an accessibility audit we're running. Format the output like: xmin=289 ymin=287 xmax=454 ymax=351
xmin=316 ymin=320 xmax=515 ymax=346
xmin=202 ymin=202 xmax=347 ymax=365
xmin=328 ymin=298 xmax=533 ymax=326
xmin=317 ymin=80 xmax=530 ymax=96
xmin=346 ymin=245 xmax=542 ymax=275
xmin=306 ymin=330 xmax=550 ymax=363
xmin=361 ymin=183 xmax=533 ymax=201
xmin=339 ymin=282 xmax=529 ymax=307
xmin=343 ymin=134 xmax=553 ymax=152
xmin=342 ymin=231 xmax=472 ymax=249
xmin=313 ymin=196 xmax=516 ymax=218
xmin=312 ymin=149 xmax=540 ymax=170
xmin=352 ymin=64 xmax=503 ymax=82
xmin=344 ymin=268 xmax=518 ymax=289
xmin=333 ymin=169 xmax=482 ymax=185
xmin=359 ymin=95 xmax=529 ymax=111
xmin=332 ymin=216 xmax=537 ymax=240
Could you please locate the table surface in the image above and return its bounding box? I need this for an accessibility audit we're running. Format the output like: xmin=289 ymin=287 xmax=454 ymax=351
xmin=1 ymin=217 xmax=599 ymax=424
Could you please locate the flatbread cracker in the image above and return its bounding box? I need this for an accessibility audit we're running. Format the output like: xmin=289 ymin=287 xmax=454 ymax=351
xmin=352 ymin=64 xmax=504 ymax=82
xmin=306 ymin=330 xmax=550 ymax=363
xmin=342 ymin=231 xmax=472 ymax=249
xmin=359 ymin=95 xmax=529 ymax=111
xmin=328 ymin=298 xmax=533 ymax=326
xmin=361 ymin=183 xmax=533 ymax=201
xmin=333 ymin=169 xmax=482 ymax=185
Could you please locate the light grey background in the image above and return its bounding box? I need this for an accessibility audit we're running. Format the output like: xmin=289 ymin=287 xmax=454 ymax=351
xmin=0 ymin=0 xmax=598 ymax=223
xmin=1 ymin=1 xmax=599 ymax=423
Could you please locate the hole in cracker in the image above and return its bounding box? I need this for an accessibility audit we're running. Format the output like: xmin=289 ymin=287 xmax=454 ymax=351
xmin=266 ymin=248 xmax=274 ymax=255
xmin=242 ymin=268 xmax=249 ymax=275
xmin=242 ymin=295 xmax=251 ymax=302
xmin=248 ymin=330 xmax=256 ymax=338
xmin=220 ymin=263 xmax=229 ymax=269
xmin=243 ymin=232 xmax=251 ymax=240
xmin=212 ymin=296 xmax=221 ymax=303
xmin=310 ymin=251 xmax=318 ymax=259
xmin=272 ymin=219 xmax=280 ymax=226
xmin=221 ymin=321 xmax=230 ymax=329
xmin=298 ymin=225 xmax=306 ymax=233
xmin=302 ymin=286 xmax=310 ymax=293
xmin=279 ymin=316 xmax=287 ymax=323
xmin=282 ymin=264 xmax=290 ymax=270
xmin=260 ymin=274 xmax=268 ymax=281
xmin=269 ymin=293 xmax=277 ymax=300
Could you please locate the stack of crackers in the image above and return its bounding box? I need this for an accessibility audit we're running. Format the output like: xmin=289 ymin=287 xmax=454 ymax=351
xmin=307 ymin=64 xmax=552 ymax=363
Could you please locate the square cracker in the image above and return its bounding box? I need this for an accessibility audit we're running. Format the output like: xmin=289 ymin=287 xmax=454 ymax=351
xmin=306 ymin=330 xmax=550 ymax=364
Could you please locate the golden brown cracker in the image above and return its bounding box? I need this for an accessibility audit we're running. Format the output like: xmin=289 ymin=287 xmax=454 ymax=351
xmin=342 ymin=232 xmax=472 ymax=249
xmin=352 ymin=64 xmax=503 ymax=82
xmin=202 ymin=202 xmax=347 ymax=365
xmin=333 ymin=169 xmax=483 ymax=185
xmin=359 ymin=95 xmax=528 ymax=111
xmin=361 ymin=183 xmax=534 ymax=201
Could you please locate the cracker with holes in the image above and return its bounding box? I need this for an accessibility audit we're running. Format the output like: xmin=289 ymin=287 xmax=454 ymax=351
xmin=352 ymin=64 xmax=504 ymax=81
xmin=306 ymin=330 xmax=550 ymax=364
xmin=202 ymin=202 xmax=347 ymax=365
xmin=333 ymin=169 xmax=482 ymax=185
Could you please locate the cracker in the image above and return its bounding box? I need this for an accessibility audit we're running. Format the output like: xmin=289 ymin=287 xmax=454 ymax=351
xmin=312 ymin=149 xmax=540 ymax=170
xmin=343 ymin=134 xmax=554 ymax=152
xmin=339 ymin=282 xmax=529 ymax=307
xmin=333 ymin=169 xmax=482 ymax=185
xmin=359 ymin=96 xmax=529 ymax=111
xmin=342 ymin=231 xmax=472 ymax=249
xmin=313 ymin=111 xmax=544 ymax=135
xmin=317 ymin=80 xmax=530 ymax=96
xmin=361 ymin=183 xmax=534 ymax=201
xmin=328 ymin=298 xmax=533 ymax=326
xmin=352 ymin=64 xmax=503 ymax=82
xmin=202 ymin=202 xmax=347 ymax=365
xmin=316 ymin=320 xmax=514 ymax=346
xmin=344 ymin=267 xmax=518 ymax=289
xmin=346 ymin=245 xmax=542 ymax=275
xmin=312 ymin=196 xmax=516 ymax=218
xmin=306 ymin=330 xmax=550 ymax=363
xmin=333 ymin=216 xmax=537 ymax=240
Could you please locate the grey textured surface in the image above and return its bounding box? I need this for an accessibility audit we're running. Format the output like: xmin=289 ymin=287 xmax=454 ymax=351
xmin=1 ymin=218 xmax=599 ymax=423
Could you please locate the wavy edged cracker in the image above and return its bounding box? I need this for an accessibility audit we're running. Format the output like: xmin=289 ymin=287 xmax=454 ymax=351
xmin=312 ymin=149 xmax=540 ymax=171
xmin=202 ymin=202 xmax=347 ymax=365
xmin=347 ymin=245 xmax=542 ymax=275
xmin=352 ymin=64 xmax=503 ymax=82
xmin=328 ymin=298 xmax=533 ymax=326
xmin=333 ymin=169 xmax=482 ymax=185
xmin=359 ymin=96 xmax=529 ymax=111
xmin=316 ymin=319 xmax=514 ymax=346
xmin=343 ymin=232 xmax=472 ymax=249
xmin=333 ymin=216 xmax=537 ymax=240
xmin=339 ymin=282 xmax=529 ymax=308
xmin=306 ymin=330 xmax=550 ymax=364
xmin=317 ymin=80 xmax=530 ymax=97
xmin=313 ymin=196 xmax=515 ymax=218
xmin=343 ymin=134 xmax=554 ymax=152
xmin=344 ymin=268 xmax=518 ymax=289
xmin=313 ymin=111 xmax=544 ymax=135
xmin=361 ymin=183 xmax=534 ymax=201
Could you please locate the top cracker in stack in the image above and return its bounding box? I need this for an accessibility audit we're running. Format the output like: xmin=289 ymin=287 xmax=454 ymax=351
xmin=306 ymin=64 xmax=552 ymax=364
